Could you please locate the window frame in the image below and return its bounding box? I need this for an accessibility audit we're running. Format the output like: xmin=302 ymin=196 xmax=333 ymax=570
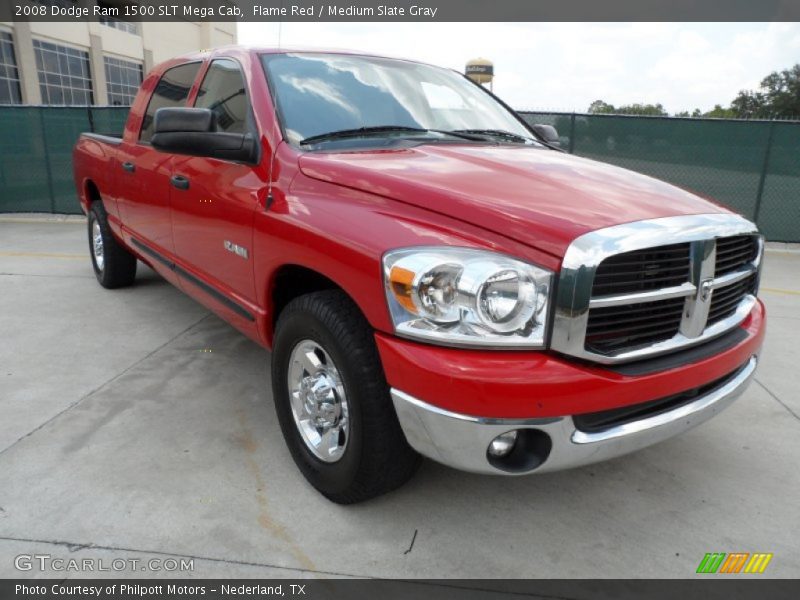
xmin=137 ymin=60 xmax=202 ymax=145
xmin=191 ymin=56 xmax=261 ymax=165
xmin=103 ymin=55 xmax=143 ymax=107
xmin=32 ymin=39 xmax=93 ymax=106
xmin=0 ymin=29 xmax=22 ymax=105
xmin=193 ymin=57 xmax=257 ymax=136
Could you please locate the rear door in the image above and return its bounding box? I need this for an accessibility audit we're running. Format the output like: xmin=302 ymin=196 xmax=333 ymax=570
xmin=170 ymin=58 xmax=263 ymax=304
xmin=116 ymin=62 xmax=202 ymax=254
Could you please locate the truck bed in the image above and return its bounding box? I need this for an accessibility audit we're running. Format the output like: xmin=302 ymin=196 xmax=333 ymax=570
xmin=80 ymin=132 xmax=123 ymax=145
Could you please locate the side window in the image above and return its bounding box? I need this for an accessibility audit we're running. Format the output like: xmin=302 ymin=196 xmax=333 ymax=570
xmin=194 ymin=59 xmax=251 ymax=134
xmin=139 ymin=62 xmax=201 ymax=142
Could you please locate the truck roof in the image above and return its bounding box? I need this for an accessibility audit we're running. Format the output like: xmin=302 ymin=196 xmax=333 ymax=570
xmin=164 ymin=45 xmax=431 ymax=67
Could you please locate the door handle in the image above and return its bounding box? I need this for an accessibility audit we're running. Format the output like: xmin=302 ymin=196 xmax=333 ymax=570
xmin=170 ymin=175 xmax=190 ymax=190
xmin=121 ymin=162 xmax=135 ymax=173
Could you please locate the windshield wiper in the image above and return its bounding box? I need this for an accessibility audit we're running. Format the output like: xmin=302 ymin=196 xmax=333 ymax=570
xmin=450 ymin=129 xmax=532 ymax=144
xmin=300 ymin=126 xmax=485 ymax=146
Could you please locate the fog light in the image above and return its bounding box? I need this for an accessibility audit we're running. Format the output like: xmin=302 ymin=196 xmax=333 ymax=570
xmin=488 ymin=431 xmax=518 ymax=457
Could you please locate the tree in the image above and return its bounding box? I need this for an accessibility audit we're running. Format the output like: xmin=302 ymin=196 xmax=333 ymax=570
xmin=587 ymin=63 xmax=800 ymax=120
xmin=588 ymin=100 xmax=616 ymax=114
xmin=731 ymin=64 xmax=800 ymax=118
xmin=616 ymin=103 xmax=667 ymax=116
xmin=730 ymin=90 xmax=768 ymax=119
xmin=587 ymin=100 xmax=668 ymax=116
xmin=703 ymin=104 xmax=738 ymax=119
xmin=760 ymin=64 xmax=800 ymax=116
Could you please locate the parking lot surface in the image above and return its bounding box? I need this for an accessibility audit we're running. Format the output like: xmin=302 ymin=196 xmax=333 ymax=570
xmin=1 ymin=215 xmax=799 ymax=579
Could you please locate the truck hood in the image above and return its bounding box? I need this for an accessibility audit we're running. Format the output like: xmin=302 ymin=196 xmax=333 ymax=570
xmin=298 ymin=144 xmax=730 ymax=257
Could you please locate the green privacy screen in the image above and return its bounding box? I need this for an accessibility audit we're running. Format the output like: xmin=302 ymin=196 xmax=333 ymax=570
xmin=520 ymin=112 xmax=800 ymax=242
xmin=0 ymin=106 xmax=128 ymax=214
xmin=0 ymin=106 xmax=797 ymax=241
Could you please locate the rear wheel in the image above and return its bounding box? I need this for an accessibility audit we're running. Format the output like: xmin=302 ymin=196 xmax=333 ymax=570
xmin=271 ymin=290 xmax=421 ymax=503
xmin=88 ymin=202 xmax=137 ymax=289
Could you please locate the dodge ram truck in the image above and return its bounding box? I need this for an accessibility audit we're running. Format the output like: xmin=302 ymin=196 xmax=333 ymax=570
xmin=72 ymin=47 xmax=765 ymax=503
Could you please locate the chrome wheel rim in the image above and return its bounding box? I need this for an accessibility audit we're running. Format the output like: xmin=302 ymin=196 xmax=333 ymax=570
xmin=91 ymin=219 xmax=104 ymax=271
xmin=287 ymin=340 xmax=349 ymax=463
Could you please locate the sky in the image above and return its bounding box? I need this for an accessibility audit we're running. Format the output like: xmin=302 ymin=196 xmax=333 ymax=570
xmin=237 ymin=22 xmax=800 ymax=114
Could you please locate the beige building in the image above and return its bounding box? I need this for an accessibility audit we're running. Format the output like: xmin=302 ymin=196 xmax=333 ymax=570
xmin=0 ymin=9 xmax=236 ymax=105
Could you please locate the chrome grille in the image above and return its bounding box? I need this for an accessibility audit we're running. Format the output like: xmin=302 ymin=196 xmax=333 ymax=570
xmin=552 ymin=214 xmax=762 ymax=364
xmin=708 ymin=272 xmax=758 ymax=325
xmin=586 ymin=297 xmax=685 ymax=354
xmin=715 ymin=235 xmax=757 ymax=276
xmin=591 ymin=243 xmax=690 ymax=295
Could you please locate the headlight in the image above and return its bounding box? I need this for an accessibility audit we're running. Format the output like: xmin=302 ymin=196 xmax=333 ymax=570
xmin=383 ymin=247 xmax=552 ymax=348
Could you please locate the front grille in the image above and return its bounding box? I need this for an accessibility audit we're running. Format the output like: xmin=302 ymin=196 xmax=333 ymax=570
xmin=552 ymin=215 xmax=761 ymax=364
xmin=708 ymin=272 xmax=758 ymax=325
xmin=573 ymin=361 xmax=748 ymax=433
xmin=583 ymin=235 xmax=759 ymax=358
xmin=586 ymin=242 xmax=691 ymax=355
xmin=591 ymin=243 xmax=690 ymax=296
xmin=715 ymin=235 xmax=757 ymax=276
xmin=586 ymin=297 xmax=685 ymax=354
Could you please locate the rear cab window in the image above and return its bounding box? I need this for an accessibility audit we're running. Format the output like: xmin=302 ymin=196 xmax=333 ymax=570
xmin=139 ymin=62 xmax=202 ymax=143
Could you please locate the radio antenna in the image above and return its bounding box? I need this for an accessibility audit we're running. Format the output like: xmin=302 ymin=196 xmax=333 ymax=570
xmin=277 ymin=0 xmax=283 ymax=48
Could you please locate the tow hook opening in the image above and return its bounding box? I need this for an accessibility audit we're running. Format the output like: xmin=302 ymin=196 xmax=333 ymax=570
xmin=486 ymin=429 xmax=552 ymax=473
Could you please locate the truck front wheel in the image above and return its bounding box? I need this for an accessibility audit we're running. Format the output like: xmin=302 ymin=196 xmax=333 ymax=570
xmin=88 ymin=202 xmax=137 ymax=289
xmin=271 ymin=290 xmax=421 ymax=503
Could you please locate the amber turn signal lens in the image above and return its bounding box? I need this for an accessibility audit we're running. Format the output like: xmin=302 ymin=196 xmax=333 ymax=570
xmin=389 ymin=266 xmax=418 ymax=314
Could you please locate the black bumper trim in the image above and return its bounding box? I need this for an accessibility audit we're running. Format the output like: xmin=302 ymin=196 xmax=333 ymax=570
xmin=606 ymin=327 xmax=748 ymax=377
xmin=574 ymin=359 xmax=751 ymax=434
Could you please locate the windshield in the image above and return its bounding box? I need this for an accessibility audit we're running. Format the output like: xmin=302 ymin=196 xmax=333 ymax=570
xmin=260 ymin=53 xmax=535 ymax=146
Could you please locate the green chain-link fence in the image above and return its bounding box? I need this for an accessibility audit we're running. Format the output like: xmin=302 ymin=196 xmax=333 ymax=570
xmin=0 ymin=107 xmax=798 ymax=241
xmin=520 ymin=111 xmax=800 ymax=241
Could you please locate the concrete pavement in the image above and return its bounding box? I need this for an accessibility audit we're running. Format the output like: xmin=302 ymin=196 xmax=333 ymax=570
xmin=1 ymin=215 xmax=798 ymax=579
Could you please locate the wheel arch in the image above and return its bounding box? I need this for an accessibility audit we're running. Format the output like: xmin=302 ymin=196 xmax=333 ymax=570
xmin=265 ymin=263 xmax=376 ymax=348
xmin=81 ymin=178 xmax=101 ymax=214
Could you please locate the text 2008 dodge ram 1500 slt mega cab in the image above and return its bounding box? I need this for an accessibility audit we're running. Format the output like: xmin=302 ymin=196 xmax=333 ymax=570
xmin=73 ymin=47 xmax=765 ymax=503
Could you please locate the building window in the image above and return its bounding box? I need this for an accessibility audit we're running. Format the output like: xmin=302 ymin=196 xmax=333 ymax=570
xmin=104 ymin=56 xmax=142 ymax=106
xmin=33 ymin=40 xmax=93 ymax=105
xmin=0 ymin=31 xmax=22 ymax=104
xmin=96 ymin=0 xmax=140 ymax=34
xmin=99 ymin=18 xmax=140 ymax=36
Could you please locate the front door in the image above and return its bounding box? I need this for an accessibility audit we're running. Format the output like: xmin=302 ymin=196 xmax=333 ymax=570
xmin=170 ymin=58 xmax=264 ymax=305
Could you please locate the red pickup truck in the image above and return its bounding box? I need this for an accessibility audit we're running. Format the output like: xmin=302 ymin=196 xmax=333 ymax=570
xmin=73 ymin=47 xmax=765 ymax=503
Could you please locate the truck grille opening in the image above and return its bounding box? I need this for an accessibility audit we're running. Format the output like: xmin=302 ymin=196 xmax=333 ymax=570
xmin=584 ymin=235 xmax=758 ymax=357
xmin=715 ymin=235 xmax=757 ymax=277
xmin=586 ymin=297 xmax=685 ymax=354
xmin=591 ymin=242 xmax=691 ymax=296
xmin=708 ymin=273 xmax=758 ymax=326
xmin=573 ymin=361 xmax=748 ymax=433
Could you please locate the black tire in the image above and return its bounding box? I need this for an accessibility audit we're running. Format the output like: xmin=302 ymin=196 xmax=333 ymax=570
xmin=271 ymin=290 xmax=421 ymax=503
xmin=88 ymin=202 xmax=137 ymax=289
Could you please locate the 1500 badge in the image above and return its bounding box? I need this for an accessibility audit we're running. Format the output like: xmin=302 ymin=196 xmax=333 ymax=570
xmin=224 ymin=240 xmax=249 ymax=259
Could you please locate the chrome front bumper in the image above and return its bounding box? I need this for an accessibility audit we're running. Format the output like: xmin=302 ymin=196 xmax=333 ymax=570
xmin=391 ymin=356 xmax=757 ymax=475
